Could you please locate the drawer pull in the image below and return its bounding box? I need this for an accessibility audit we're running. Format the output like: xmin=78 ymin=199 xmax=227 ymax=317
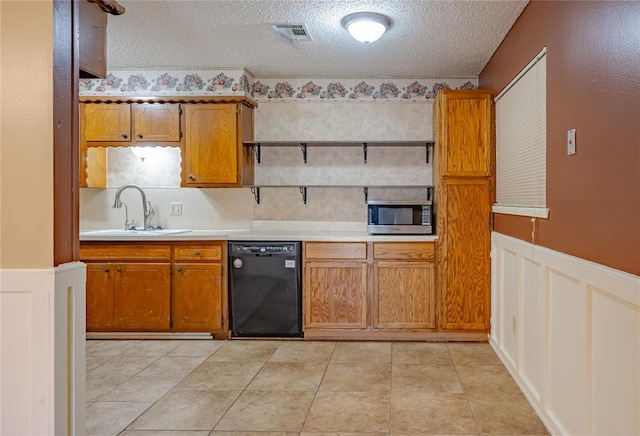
xmin=176 ymin=266 xmax=182 ymax=273
xmin=121 ymin=133 xmax=128 ymax=139
xmin=194 ymin=251 xmax=200 ymax=256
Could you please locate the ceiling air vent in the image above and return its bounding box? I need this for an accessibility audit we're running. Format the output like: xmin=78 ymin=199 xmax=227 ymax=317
xmin=272 ymin=24 xmax=312 ymax=42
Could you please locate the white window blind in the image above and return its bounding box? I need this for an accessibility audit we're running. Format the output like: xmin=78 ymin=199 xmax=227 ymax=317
xmin=494 ymin=48 xmax=549 ymax=219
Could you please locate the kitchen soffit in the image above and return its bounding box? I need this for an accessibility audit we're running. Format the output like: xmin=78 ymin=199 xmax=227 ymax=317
xmin=106 ymin=0 xmax=529 ymax=79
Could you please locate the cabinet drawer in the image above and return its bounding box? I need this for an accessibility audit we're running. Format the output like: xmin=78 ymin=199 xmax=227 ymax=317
xmin=305 ymin=242 xmax=367 ymax=260
xmin=373 ymin=242 xmax=435 ymax=261
xmin=174 ymin=245 xmax=222 ymax=261
xmin=80 ymin=244 xmax=171 ymax=261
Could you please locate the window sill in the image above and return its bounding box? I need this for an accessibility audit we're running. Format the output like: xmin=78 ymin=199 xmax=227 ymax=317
xmin=492 ymin=205 xmax=549 ymax=219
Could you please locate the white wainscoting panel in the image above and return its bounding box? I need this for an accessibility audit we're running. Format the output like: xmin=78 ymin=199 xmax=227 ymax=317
xmin=490 ymin=232 xmax=640 ymax=435
xmin=0 ymin=263 xmax=86 ymax=435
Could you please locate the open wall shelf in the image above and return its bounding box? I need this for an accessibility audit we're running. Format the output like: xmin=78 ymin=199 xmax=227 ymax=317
xmin=244 ymin=141 xmax=435 ymax=164
xmin=249 ymin=185 xmax=434 ymax=205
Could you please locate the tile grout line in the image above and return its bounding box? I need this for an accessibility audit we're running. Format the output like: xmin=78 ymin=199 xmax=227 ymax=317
xmin=298 ymin=340 xmax=337 ymax=434
xmin=209 ymin=340 xmax=281 ymax=433
xmin=114 ymin=340 xmax=187 ymax=434
xmin=448 ymin=343 xmax=482 ymax=436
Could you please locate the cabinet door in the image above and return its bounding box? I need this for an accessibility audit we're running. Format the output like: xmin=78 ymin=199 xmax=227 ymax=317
xmin=184 ymin=103 xmax=238 ymax=185
xmin=373 ymin=261 xmax=435 ymax=329
xmin=172 ymin=263 xmax=222 ymax=332
xmin=78 ymin=0 xmax=106 ymax=78
xmin=437 ymin=90 xmax=493 ymax=177
xmin=133 ymin=103 xmax=181 ymax=142
xmin=438 ymin=178 xmax=492 ymax=331
xmin=85 ymin=263 xmax=114 ymax=331
xmin=82 ymin=103 xmax=131 ymax=142
xmin=113 ymin=263 xmax=171 ymax=331
xmin=304 ymin=261 xmax=367 ymax=329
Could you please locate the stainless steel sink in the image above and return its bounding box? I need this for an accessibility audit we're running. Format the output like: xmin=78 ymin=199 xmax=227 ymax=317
xmin=80 ymin=229 xmax=192 ymax=237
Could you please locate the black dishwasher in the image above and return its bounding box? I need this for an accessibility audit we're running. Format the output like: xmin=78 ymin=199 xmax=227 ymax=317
xmin=228 ymin=242 xmax=303 ymax=337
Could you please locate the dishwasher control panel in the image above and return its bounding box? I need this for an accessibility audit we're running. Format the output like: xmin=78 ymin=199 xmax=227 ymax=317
xmin=231 ymin=243 xmax=298 ymax=255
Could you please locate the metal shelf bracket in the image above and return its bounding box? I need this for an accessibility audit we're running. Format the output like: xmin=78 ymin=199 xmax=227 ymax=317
xmin=299 ymin=187 xmax=308 ymax=204
xmin=426 ymin=142 xmax=432 ymax=164
xmin=363 ymin=187 xmax=369 ymax=203
xmin=363 ymin=143 xmax=368 ymax=164
xmin=250 ymin=187 xmax=260 ymax=204
xmin=253 ymin=143 xmax=261 ymax=164
xmin=300 ymin=143 xmax=308 ymax=164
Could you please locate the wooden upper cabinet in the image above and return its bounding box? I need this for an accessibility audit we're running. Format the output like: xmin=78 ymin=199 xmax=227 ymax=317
xmin=82 ymin=103 xmax=132 ymax=142
xmin=78 ymin=0 xmax=125 ymax=79
xmin=78 ymin=0 xmax=107 ymax=79
xmin=133 ymin=104 xmax=181 ymax=142
xmin=183 ymin=103 xmax=249 ymax=186
xmin=81 ymin=103 xmax=182 ymax=144
xmin=436 ymin=90 xmax=494 ymax=178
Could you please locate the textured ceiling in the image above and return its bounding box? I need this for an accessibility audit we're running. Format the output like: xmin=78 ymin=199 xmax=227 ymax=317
xmin=106 ymin=0 xmax=528 ymax=78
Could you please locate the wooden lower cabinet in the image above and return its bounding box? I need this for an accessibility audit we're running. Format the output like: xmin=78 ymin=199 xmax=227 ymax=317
xmin=86 ymin=263 xmax=115 ymax=330
xmin=304 ymin=261 xmax=368 ymax=329
xmin=82 ymin=241 xmax=226 ymax=335
xmin=85 ymin=262 xmax=170 ymax=331
xmin=115 ymin=263 xmax=171 ymax=331
xmin=373 ymin=261 xmax=434 ymax=329
xmin=436 ymin=178 xmax=492 ymax=331
xmin=172 ymin=263 xmax=223 ymax=332
xmin=303 ymin=241 xmax=436 ymax=338
xmin=372 ymin=242 xmax=436 ymax=330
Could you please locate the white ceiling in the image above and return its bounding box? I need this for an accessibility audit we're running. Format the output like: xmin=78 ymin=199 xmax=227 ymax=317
xmin=106 ymin=0 xmax=528 ymax=78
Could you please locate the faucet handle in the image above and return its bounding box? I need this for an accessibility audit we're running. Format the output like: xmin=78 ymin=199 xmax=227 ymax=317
xmin=144 ymin=201 xmax=156 ymax=230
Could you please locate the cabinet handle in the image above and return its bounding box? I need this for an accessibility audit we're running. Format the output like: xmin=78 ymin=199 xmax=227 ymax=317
xmin=137 ymin=134 xmax=143 ymax=139
xmin=103 ymin=268 xmax=110 ymax=273
xmin=176 ymin=266 xmax=182 ymax=273
xmin=116 ymin=268 xmax=122 ymax=273
xmin=121 ymin=133 xmax=128 ymax=139
xmin=188 ymin=175 xmax=196 ymax=181
xmin=194 ymin=251 xmax=200 ymax=256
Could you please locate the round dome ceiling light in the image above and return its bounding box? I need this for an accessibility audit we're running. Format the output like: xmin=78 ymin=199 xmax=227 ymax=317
xmin=341 ymin=12 xmax=391 ymax=43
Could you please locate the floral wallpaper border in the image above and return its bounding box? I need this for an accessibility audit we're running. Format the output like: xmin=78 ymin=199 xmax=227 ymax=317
xmin=252 ymin=77 xmax=477 ymax=101
xmin=79 ymin=68 xmax=254 ymax=96
xmin=78 ymin=68 xmax=477 ymax=102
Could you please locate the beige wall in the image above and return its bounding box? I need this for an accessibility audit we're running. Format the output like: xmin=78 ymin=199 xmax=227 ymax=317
xmin=0 ymin=1 xmax=54 ymax=268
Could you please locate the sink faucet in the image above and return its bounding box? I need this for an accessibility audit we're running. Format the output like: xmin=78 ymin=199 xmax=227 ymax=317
xmin=113 ymin=184 xmax=155 ymax=230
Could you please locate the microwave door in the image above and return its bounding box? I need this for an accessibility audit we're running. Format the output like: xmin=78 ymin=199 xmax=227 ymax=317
xmin=395 ymin=208 xmax=413 ymax=225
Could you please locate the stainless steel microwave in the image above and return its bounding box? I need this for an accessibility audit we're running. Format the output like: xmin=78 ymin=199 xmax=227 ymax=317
xmin=367 ymin=200 xmax=433 ymax=235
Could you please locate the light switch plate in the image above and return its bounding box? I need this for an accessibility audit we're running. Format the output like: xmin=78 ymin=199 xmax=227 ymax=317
xmin=567 ymin=129 xmax=576 ymax=155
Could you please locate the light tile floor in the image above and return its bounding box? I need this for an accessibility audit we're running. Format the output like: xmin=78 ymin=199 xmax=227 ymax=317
xmin=86 ymin=340 xmax=548 ymax=435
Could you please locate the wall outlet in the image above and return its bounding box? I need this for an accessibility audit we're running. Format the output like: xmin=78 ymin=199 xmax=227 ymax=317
xmin=170 ymin=202 xmax=183 ymax=216
xmin=567 ymin=128 xmax=576 ymax=155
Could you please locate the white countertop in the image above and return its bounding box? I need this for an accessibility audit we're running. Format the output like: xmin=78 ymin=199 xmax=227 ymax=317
xmin=80 ymin=229 xmax=438 ymax=243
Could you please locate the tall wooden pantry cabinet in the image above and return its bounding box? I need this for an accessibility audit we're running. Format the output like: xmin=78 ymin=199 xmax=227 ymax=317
xmin=434 ymin=90 xmax=494 ymax=333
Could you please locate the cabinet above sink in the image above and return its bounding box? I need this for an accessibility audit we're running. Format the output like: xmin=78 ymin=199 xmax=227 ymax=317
xmin=79 ymin=97 xmax=257 ymax=188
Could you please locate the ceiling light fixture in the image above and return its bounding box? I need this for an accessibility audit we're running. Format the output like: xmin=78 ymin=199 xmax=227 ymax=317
xmin=341 ymin=12 xmax=390 ymax=43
